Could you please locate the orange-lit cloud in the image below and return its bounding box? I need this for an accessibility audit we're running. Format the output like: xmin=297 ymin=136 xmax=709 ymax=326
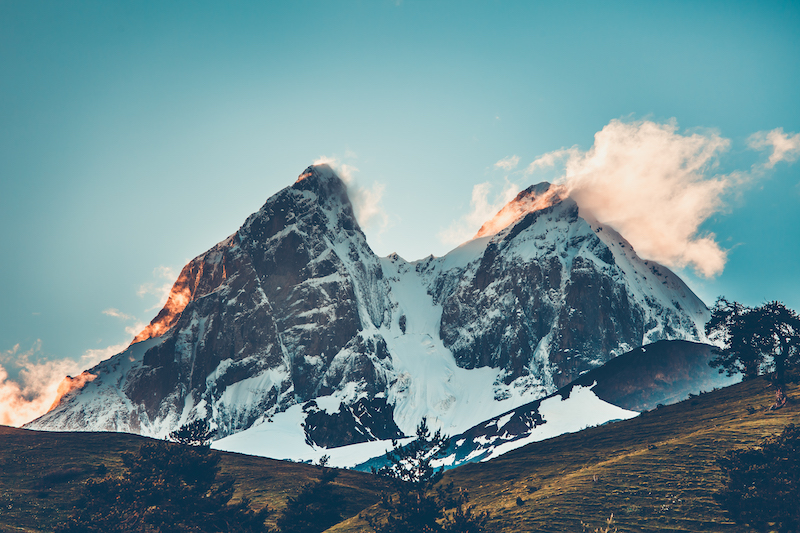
xmin=438 ymin=179 xmax=520 ymax=245
xmin=0 ymin=341 xmax=120 ymax=427
xmin=531 ymin=118 xmax=733 ymax=278
xmin=474 ymin=185 xmax=565 ymax=239
xmin=133 ymin=266 xmax=193 ymax=343
xmin=138 ymin=266 xmax=179 ymax=312
xmin=48 ymin=371 xmax=97 ymax=411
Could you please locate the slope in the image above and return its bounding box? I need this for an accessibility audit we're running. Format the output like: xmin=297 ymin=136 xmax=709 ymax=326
xmin=419 ymin=339 xmax=739 ymax=468
xmin=0 ymin=426 xmax=388 ymax=533
xmin=328 ymin=375 xmax=800 ymax=533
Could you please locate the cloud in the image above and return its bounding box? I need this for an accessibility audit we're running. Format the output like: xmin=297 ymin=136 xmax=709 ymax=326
xmin=313 ymin=155 xmax=389 ymax=232
xmin=748 ymin=128 xmax=800 ymax=169
xmin=138 ymin=266 xmax=178 ymax=311
xmin=438 ymin=179 xmax=520 ymax=246
xmin=0 ymin=340 xmax=124 ymax=427
xmin=350 ymin=182 xmax=388 ymax=230
xmin=0 ymin=262 xmax=183 ymax=427
xmin=524 ymin=147 xmax=580 ymax=175
xmin=529 ymin=118 xmax=734 ymax=278
xmin=125 ymin=321 xmax=148 ymax=339
xmin=103 ymin=308 xmax=146 ymax=339
xmin=494 ymin=155 xmax=520 ymax=171
xmin=103 ymin=308 xmax=134 ymax=320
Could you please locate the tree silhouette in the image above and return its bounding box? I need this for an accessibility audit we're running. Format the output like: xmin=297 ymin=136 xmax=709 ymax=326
xmin=717 ymin=424 xmax=800 ymax=532
xmin=169 ymin=418 xmax=214 ymax=447
xmin=706 ymin=298 xmax=800 ymax=409
xmin=275 ymin=467 xmax=342 ymax=533
xmin=705 ymin=298 xmax=763 ymax=379
xmin=368 ymin=419 xmax=488 ymax=533
xmin=55 ymin=441 xmax=270 ymax=533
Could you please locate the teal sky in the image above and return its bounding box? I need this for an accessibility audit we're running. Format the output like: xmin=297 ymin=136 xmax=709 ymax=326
xmin=1 ymin=1 xmax=799 ymax=422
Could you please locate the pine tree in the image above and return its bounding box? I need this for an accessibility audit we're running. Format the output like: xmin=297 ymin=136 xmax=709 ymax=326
xmin=275 ymin=468 xmax=342 ymax=533
xmin=55 ymin=441 xmax=270 ymax=533
xmin=169 ymin=418 xmax=214 ymax=447
xmin=368 ymin=419 xmax=489 ymax=533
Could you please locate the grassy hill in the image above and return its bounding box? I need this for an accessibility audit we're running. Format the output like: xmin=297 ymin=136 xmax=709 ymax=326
xmin=330 ymin=375 xmax=800 ymax=533
xmin=2 ymin=376 xmax=798 ymax=533
xmin=0 ymin=427 xmax=389 ymax=533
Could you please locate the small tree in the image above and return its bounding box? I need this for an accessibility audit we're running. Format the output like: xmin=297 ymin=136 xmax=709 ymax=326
xmin=275 ymin=467 xmax=342 ymax=533
xmin=368 ymin=419 xmax=489 ymax=533
xmin=706 ymin=298 xmax=763 ymax=379
xmin=706 ymin=298 xmax=800 ymax=409
xmin=717 ymin=424 xmax=800 ymax=532
xmin=169 ymin=418 xmax=214 ymax=447
xmin=757 ymin=301 xmax=800 ymax=407
xmin=55 ymin=441 xmax=270 ymax=532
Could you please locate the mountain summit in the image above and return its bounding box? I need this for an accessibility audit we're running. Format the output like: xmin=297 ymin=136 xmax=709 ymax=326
xmin=27 ymin=164 xmax=710 ymax=466
xmin=475 ymin=182 xmax=564 ymax=239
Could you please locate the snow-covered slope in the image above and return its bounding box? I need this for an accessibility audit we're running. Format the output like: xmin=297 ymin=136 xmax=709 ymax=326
xmin=28 ymin=166 xmax=710 ymax=468
xmin=382 ymin=339 xmax=739 ymax=470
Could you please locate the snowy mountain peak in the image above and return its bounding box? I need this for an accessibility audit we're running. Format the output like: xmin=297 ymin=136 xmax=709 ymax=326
xmin=295 ymin=163 xmax=348 ymax=200
xmin=295 ymin=162 xmax=338 ymax=183
xmin=28 ymin=164 xmax=710 ymax=471
xmin=475 ymin=182 xmax=566 ymax=239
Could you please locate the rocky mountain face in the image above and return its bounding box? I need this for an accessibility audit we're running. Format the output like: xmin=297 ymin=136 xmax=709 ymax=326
xmin=410 ymin=183 xmax=707 ymax=391
xmin=374 ymin=339 xmax=738 ymax=470
xmin=27 ymin=164 xmax=710 ymax=467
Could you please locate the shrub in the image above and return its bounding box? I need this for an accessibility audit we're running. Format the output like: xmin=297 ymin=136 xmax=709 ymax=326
xmin=717 ymin=424 xmax=800 ymax=532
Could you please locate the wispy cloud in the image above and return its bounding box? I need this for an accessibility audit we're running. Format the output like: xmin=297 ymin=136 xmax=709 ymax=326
xmin=748 ymin=127 xmax=800 ymax=169
xmin=545 ymin=119 xmax=730 ymax=277
xmin=313 ymin=155 xmax=390 ymax=232
xmin=103 ymin=308 xmax=134 ymax=320
xmin=522 ymin=118 xmax=800 ymax=279
xmin=494 ymin=155 xmax=520 ymax=171
xmin=438 ymin=179 xmax=520 ymax=246
xmin=0 ymin=340 xmax=123 ymax=427
xmin=138 ymin=266 xmax=178 ymax=312
xmin=524 ymin=147 xmax=580 ymax=175
xmin=103 ymin=308 xmax=146 ymax=339
xmin=1 ymin=263 xmax=182 ymax=426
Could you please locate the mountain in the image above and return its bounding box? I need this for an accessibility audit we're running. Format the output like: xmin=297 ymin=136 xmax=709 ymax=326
xmin=27 ymin=164 xmax=710 ymax=467
xmin=4 ymin=376 xmax=795 ymax=533
xmin=331 ymin=375 xmax=799 ymax=533
xmin=394 ymin=339 xmax=738 ymax=469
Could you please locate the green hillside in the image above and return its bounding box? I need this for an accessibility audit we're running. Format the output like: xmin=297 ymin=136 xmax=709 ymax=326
xmin=330 ymin=376 xmax=800 ymax=533
xmin=0 ymin=427 xmax=388 ymax=533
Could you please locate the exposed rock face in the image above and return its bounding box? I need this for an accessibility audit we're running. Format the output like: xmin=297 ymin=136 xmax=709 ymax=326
xmin=28 ymin=167 xmax=710 ymax=465
xmin=392 ymin=340 xmax=739 ymax=470
xmin=303 ymin=395 xmax=403 ymax=448
xmin=31 ymin=165 xmax=393 ymax=442
xmin=429 ymin=186 xmax=706 ymax=390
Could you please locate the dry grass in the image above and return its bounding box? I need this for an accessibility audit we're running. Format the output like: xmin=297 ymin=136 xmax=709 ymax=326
xmin=328 ymin=376 xmax=800 ymax=533
xmin=2 ymin=376 xmax=797 ymax=533
xmin=0 ymin=427 xmax=388 ymax=532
